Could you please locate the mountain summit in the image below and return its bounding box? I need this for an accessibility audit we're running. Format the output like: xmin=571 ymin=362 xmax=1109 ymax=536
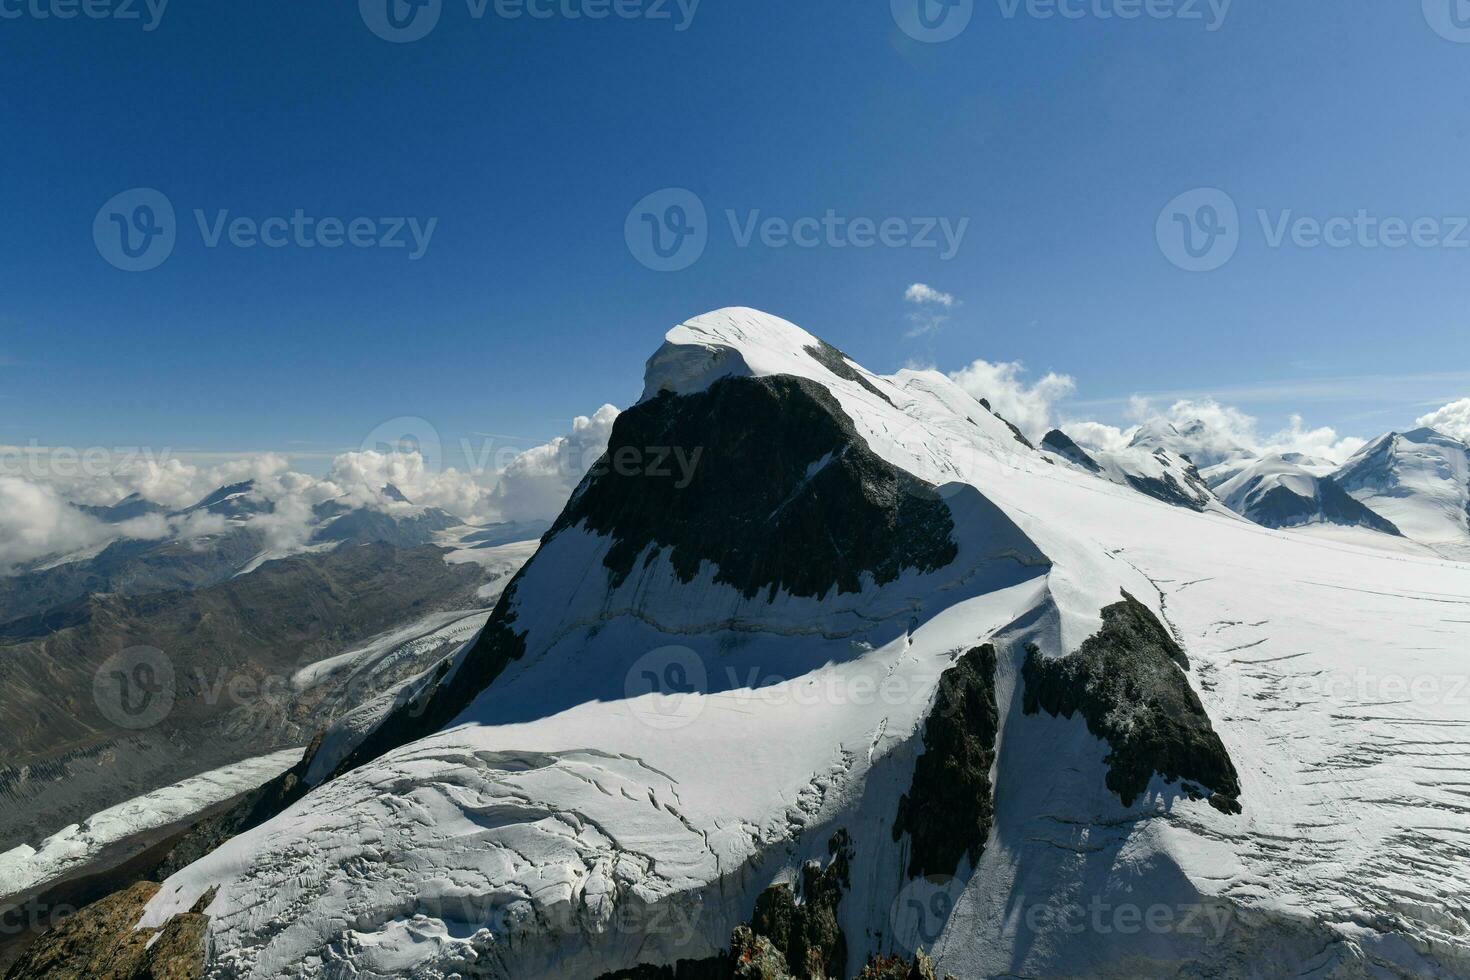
xmin=20 ymin=310 xmax=1470 ymax=980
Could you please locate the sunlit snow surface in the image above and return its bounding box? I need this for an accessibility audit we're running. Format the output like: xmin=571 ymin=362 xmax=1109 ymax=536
xmin=141 ymin=309 xmax=1470 ymax=978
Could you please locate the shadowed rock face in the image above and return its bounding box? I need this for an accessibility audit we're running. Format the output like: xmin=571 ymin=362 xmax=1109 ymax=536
xmin=1022 ymin=593 xmax=1242 ymax=814
xmin=1124 ymin=457 xmax=1214 ymax=512
xmin=597 ymin=831 xmax=857 ymax=980
xmin=553 ymin=375 xmax=958 ymax=602
xmin=1041 ymin=430 xmax=1101 ymax=473
xmin=893 ymin=645 xmax=999 ymax=879
xmin=803 ymin=340 xmax=895 ymax=408
xmin=1242 ymin=477 xmax=1401 ymax=534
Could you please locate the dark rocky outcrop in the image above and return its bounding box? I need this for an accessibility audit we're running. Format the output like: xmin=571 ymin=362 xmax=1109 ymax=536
xmin=596 ymin=831 xmax=856 ymax=980
xmin=3 ymin=881 xmax=210 ymax=980
xmin=554 ymin=376 xmax=958 ymax=602
xmin=1022 ymin=593 xmax=1241 ymax=814
xmin=856 ymin=951 xmax=954 ymax=980
xmin=1124 ymin=453 xmax=1214 ymax=512
xmin=804 ymin=341 xmax=894 ymax=407
xmin=744 ymin=830 xmax=853 ymax=979
xmin=993 ymin=414 xmax=1034 ymax=451
xmin=892 ymin=645 xmax=999 ymax=878
xmin=1040 ymin=430 xmax=1101 ymax=473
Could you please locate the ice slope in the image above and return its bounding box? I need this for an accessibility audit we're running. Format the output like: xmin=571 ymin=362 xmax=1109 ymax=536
xmin=1335 ymin=428 xmax=1470 ymax=557
xmin=138 ymin=309 xmax=1470 ymax=979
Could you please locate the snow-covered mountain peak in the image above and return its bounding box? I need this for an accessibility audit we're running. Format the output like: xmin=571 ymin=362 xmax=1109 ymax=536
xmin=1213 ymin=453 xmax=1400 ymax=535
xmin=31 ymin=311 xmax=1459 ymax=980
xmin=1129 ymin=417 xmax=1255 ymax=470
xmin=1334 ymin=425 xmax=1470 ymax=551
xmin=640 ymin=307 xmax=836 ymax=402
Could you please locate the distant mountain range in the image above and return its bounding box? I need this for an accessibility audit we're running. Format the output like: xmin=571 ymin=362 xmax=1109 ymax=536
xmin=1043 ymin=418 xmax=1470 ymax=557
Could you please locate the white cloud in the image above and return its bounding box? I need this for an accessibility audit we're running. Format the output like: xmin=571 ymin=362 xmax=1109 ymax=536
xmin=905 ymin=283 xmax=956 ymax=307
xmin=903 ymin=284 xmax=958 ymax=339
xmin=1059 ymin=421 xmax=1134 ymax=453
xmin=0 ymin=477 xmax=109 ymax=571
xmin=948 ymin=360 xmax=1077 ymax=440
xmin=1417 ymin=397 xmax=1470 ymax=443
xmin=0 ymin=404 xmax=626 ymax=572
xmin=488 ymin=405 xmax=620 ymax=523
xmin=1062 ymin=398 xmax=1365 ymax=465
xmin=0 ymin=477 xmax=167 ymax=573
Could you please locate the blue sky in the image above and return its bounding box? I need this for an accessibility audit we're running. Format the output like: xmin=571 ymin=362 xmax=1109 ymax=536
xmin=3 ymin=0 xmax=1469 ymax=467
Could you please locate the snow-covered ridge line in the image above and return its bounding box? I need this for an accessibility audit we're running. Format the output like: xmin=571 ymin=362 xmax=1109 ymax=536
xmin=0 ymin=748 xmax=302 ymax=907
